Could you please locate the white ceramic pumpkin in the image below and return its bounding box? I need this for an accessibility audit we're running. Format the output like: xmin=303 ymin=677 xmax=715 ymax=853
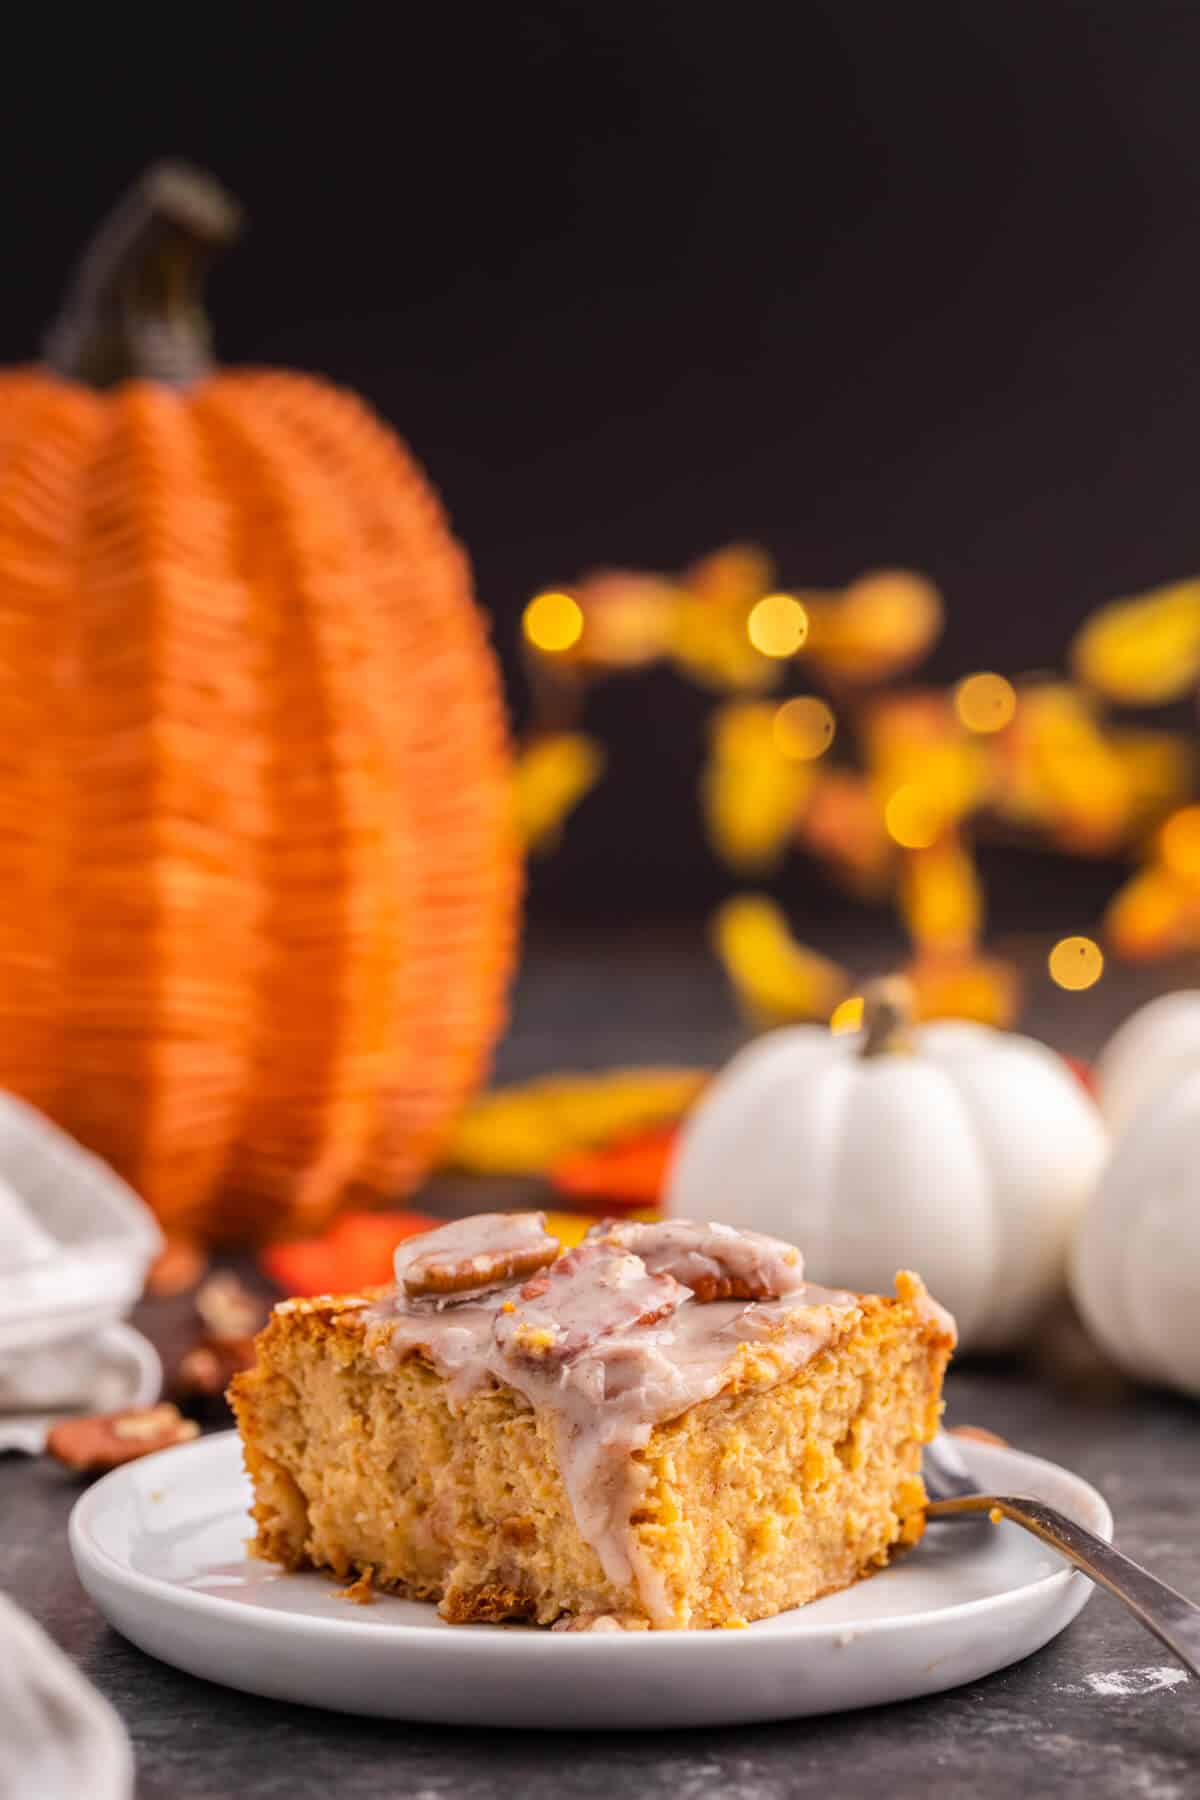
xmin=667 ymin=980 xmax=1109 ymax=1351
xmin=1070 ymin=1067 xmax=1200 ymax=1397
xmin=1095 ymin=990 xmax=1200 ymax=1133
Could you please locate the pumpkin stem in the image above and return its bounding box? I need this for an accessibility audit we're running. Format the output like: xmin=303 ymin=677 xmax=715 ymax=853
xmin=858 ymin=975 xmax=915 ymax=1057
xmin=43 ymin=162 xmax=242 ymax=389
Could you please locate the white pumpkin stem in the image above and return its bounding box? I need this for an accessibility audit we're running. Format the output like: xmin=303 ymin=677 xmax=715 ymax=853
xmin=859 ymin=976 xmax=915 ymax=1057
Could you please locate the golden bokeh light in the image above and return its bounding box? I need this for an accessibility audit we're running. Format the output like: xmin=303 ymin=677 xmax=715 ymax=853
xmin=955 ymin=671 xmax=1017 ymax=734
xmin=830 ymin=995 xmax=865 ymax=1034
xmin=747 ymin=593 xmax=808 ymax=659
xmin=1048 ymin=935 xmax=1104 ymax=991
xmin=523 ymin=590 xmax=584 ymax=654
xmin=884 ymin=784 xmax=944 ymax=849
xmin=1160 ymin=806 xmax=1200 ymax=883
xmin=773 ymin=695 xmax=836 ymax=761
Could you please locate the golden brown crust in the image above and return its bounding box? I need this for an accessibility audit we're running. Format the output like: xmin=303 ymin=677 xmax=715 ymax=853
xmin=439 ymin=1582 xmax=539 ymax=1624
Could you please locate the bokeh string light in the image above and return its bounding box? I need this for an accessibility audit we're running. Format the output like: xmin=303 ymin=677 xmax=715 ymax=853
xmin=955 ymin=672 xmax=1017 ymax=734
xmin=746 ymin=593 xmax=808 ymax=658
xmin=523 ymin=590 xmax=584 ymax=654
xmin=884 ymin=785 xmax=945 ymax=851
xmin=1048 ymin=936 xmax=1105 ymax=991
xmin=773 ymin=696 xmax=836 ymax=761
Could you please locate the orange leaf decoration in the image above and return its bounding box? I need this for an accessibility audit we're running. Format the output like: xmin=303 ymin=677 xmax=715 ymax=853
xmin=798 ymin=771 xmax=894 ymax=897
xmin=993 ymin=684 xmax=1132 ymax=852
xmin=551 ymin=1125 xmax=680 ymax=1209
xmin=1106 ymin=866 xmax=1200 ymax=961
xmin=907 ymin=954 xmax=1021 ymax=1028
xmin=805 ymin=570 xmax=943 ymax=684
xmin=570 ymin=570 xmax=680 ymax=669
xmin=1062 ymin=1055 xmax=1096 ymax=1096
xmin=259 ymin=1211 xmax=439 ymax=1297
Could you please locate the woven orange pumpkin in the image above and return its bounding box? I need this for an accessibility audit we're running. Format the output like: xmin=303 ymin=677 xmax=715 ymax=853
xmin=0 ymin=164 xmax=517 ymax=1243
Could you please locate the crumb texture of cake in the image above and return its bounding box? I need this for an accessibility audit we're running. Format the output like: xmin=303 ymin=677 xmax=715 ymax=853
xmin=231 ymin=1213 xmax=955 ymax=1630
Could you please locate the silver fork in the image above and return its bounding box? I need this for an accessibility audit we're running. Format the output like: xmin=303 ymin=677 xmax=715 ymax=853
xmin=924 ymin=1434 xmax=1200 ymax=1682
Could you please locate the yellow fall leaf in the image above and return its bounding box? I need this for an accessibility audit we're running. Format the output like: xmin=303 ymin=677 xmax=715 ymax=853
xmin=512 ymin=734 xmax=605 ymax=854
xmin=713 ymin=894 xmax=850 ymax=1024
xmin=899 ymin=835 xmax=983 ymax=955
xmin=865 ymin=692 xmax=990 ymax=830
xmin=543 ymin=1208 xmax=660 ymax=1248
xmin=1071 ymin=580 xmax=1200 ymax=705
xmin=702 ymin=701 xmax=814 ymax=869
xmin=669 ymin=543 xmax=784 ymax=692
xmin=446 ymin=1069 xmax=708 ymax=1175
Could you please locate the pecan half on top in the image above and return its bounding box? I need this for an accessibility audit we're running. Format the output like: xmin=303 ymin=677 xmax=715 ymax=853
xmin=396 ymin=1211 xmax=560 ymax=1299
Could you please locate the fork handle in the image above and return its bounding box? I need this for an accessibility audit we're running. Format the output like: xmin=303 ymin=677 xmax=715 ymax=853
xmin=926 ymin=1494 xmax=1200 ymax=1682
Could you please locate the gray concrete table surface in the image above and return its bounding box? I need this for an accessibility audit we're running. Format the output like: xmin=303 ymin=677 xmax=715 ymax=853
xmin=4 ymin=930 xmax=1199 ymax=1799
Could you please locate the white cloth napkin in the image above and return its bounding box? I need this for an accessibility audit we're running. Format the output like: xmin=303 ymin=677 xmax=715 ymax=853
xmin=0 ymin=1593 xmax=133 ymax=1800
xmin=0 ymin=1096 xmax=163 ymax=1453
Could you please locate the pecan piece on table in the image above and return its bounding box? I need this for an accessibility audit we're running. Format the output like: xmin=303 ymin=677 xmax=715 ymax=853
xmin=396 ymin=1212 xmax=559 ymax=1299
xmin=195 ymin=1272 xmax=267 ymax=1342
xmin=46 ymin=1403 xmax=200 ymax=1473
xmin=174 ymin=1336 xmax=258 ymax=1399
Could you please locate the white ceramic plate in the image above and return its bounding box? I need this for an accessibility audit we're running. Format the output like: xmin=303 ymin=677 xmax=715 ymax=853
xmin=70 ymin=1431 xmax=1111 ymax=1729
